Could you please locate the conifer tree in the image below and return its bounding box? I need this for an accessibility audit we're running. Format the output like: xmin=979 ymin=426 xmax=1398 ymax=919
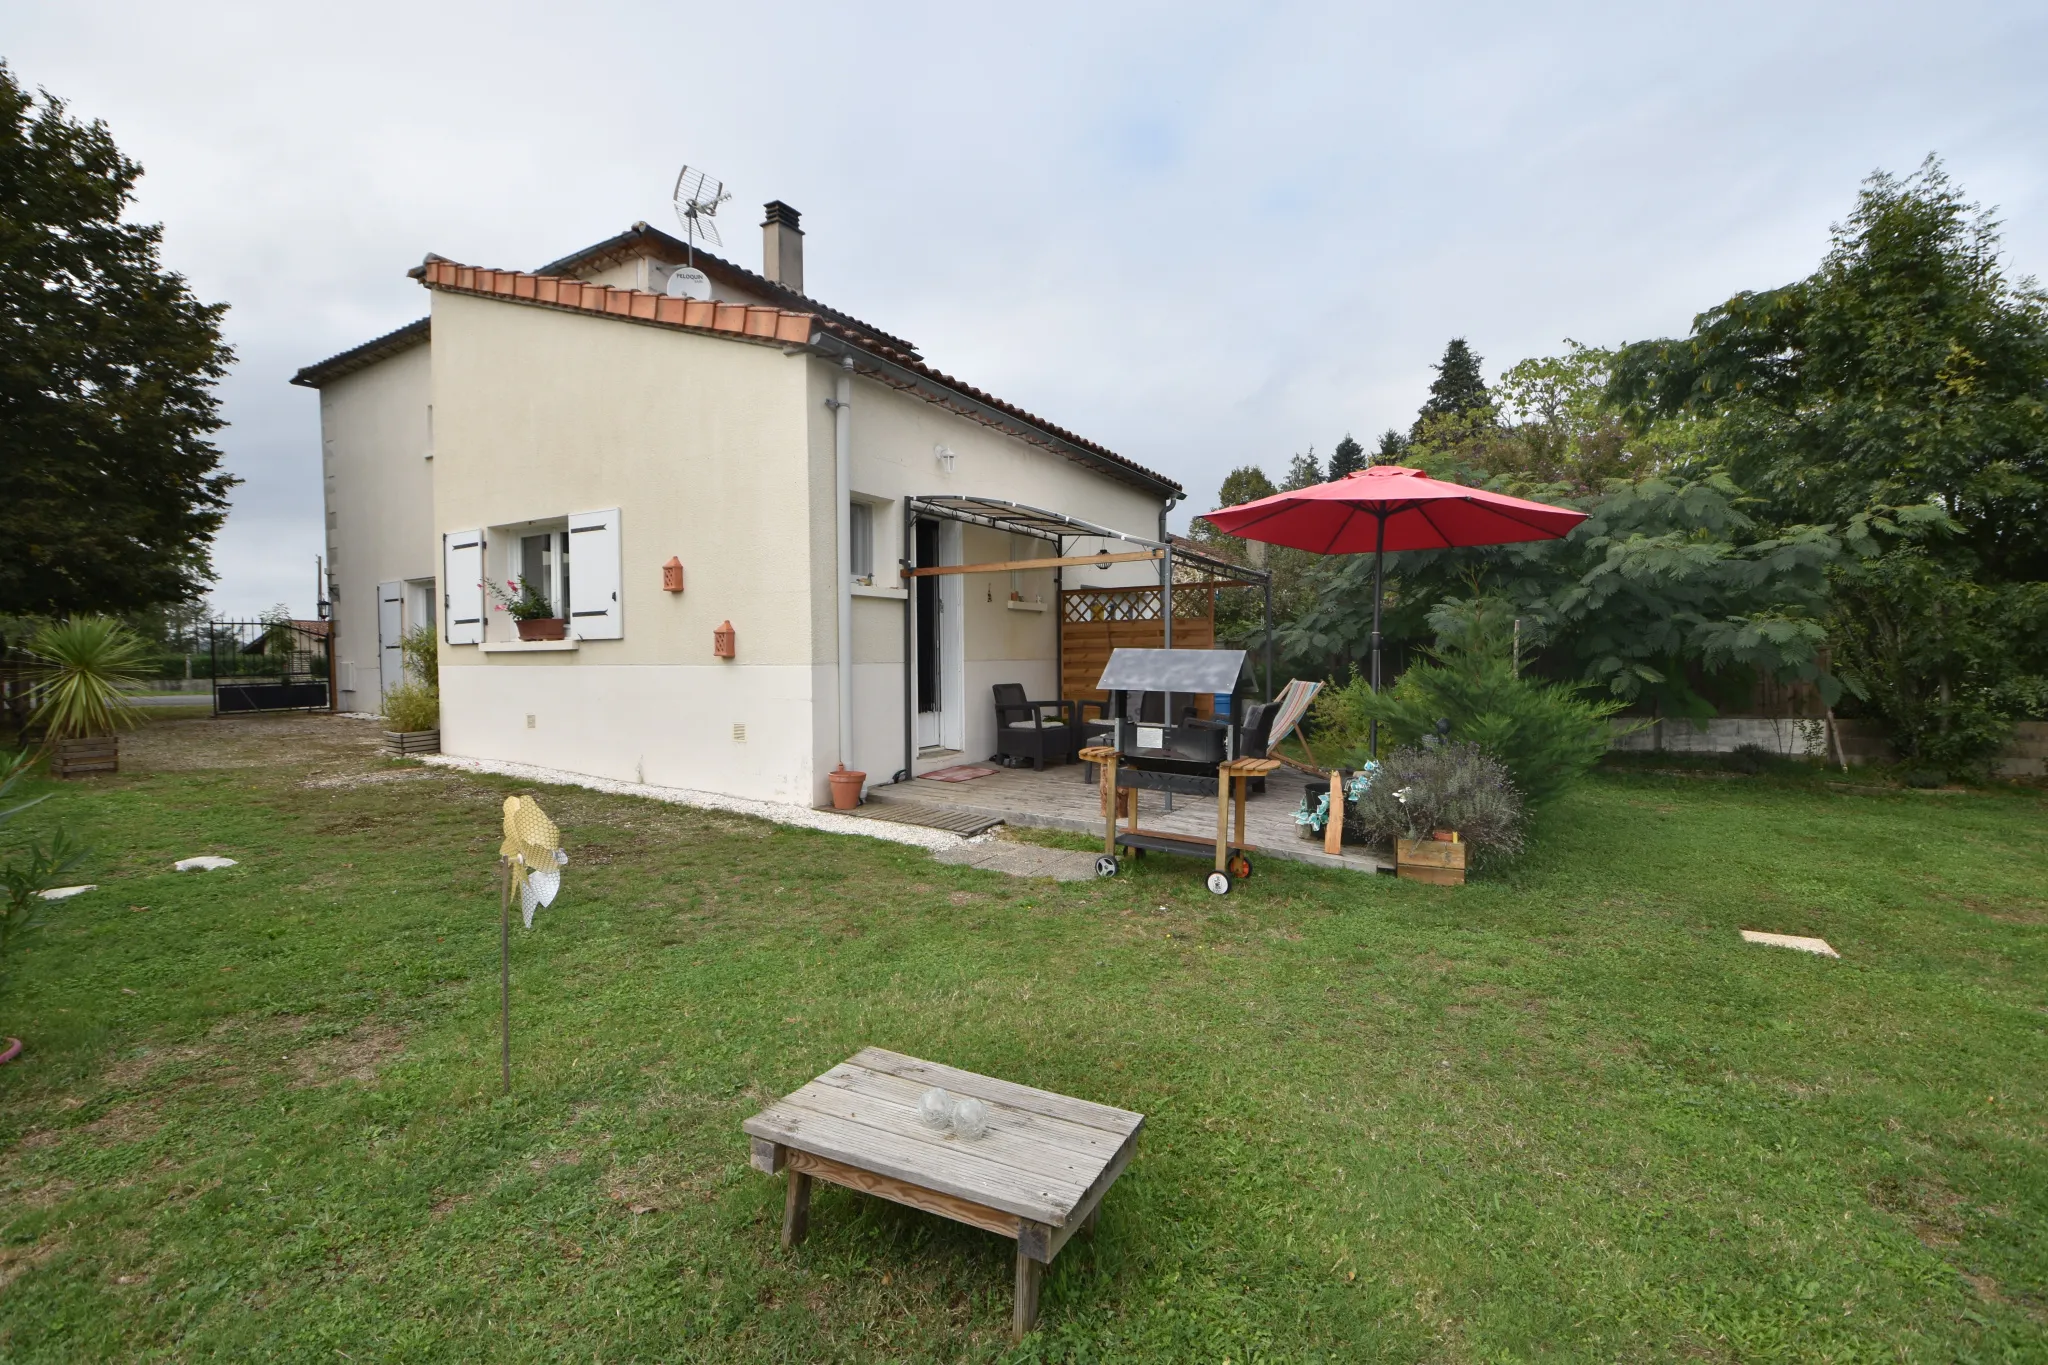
xmin=1327 ymin=433 xmax=1366 ymax=479
xmin=1411 ymin=339 xmax=1491 ymax=437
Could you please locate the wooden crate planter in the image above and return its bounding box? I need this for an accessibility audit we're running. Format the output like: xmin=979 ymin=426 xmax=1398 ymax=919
xmin=1395 ymin=836 xmax=1466 ymax=886
xmin=384 ymin=729 xmax=441 ymax=756
xmin=51 ymin=736 xmax=119 ymax=778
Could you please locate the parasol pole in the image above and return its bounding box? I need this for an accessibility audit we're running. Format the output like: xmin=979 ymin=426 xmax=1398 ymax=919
xmin=499 ymin=855 xmax=512 ymax=1094
xmin=1368 ymin=512 xmax=1386 ymax=760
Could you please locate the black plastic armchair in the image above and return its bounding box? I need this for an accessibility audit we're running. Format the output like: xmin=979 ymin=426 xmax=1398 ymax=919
xmin=992 ymin=683 xmax=1072 ymax=771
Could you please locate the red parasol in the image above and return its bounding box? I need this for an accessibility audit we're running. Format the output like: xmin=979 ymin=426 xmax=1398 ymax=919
xmin=1203 ymin=465 xmax=1587 ymax=752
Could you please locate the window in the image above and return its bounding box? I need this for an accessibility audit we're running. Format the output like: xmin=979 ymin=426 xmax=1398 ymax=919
xmin=520 ymin=532 xmax=571 ymax=616
xmin=849 ymin=501 xmax=875 ymax=585
xmin=452 ymin=508 xmax=620 ymax=645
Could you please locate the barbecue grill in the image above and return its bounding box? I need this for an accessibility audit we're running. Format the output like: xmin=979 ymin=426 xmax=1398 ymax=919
xmin=1080 ymin=648 xmax=1281 ymax=895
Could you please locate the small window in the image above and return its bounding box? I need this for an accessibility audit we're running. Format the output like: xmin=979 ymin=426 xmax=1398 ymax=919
xmin=849 ymin=502 xmax=875 ymax=584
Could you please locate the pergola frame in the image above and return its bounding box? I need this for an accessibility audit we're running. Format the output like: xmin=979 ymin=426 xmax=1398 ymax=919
xmin=897 ymin=496 xmax=1272 ymax=784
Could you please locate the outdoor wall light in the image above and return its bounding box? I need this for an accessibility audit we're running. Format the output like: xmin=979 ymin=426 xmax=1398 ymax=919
xmin=662 ymin=557 xmax=685 ymax=593
xmin=934 ymin=444 xmax=956 ymax=474
xmin=713 ymin=620 xmax=736 ymax=658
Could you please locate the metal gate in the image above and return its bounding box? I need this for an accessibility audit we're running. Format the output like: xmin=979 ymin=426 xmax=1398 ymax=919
xmin=207 ymin=619 xmax=331 ymax=715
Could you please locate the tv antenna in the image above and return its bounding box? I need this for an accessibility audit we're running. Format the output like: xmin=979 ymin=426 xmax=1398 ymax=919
xmin=671 ymin=165 xmax=730 ymax=267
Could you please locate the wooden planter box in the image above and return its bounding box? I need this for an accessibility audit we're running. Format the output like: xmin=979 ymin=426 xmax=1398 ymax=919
xmin=1396 ymin=836 xmax=1466 ymax=886
xmin=384 ymin=729 xmax=441 ymax=756
xmin=52 ymin=736 xmax=119 ymax=778
xmin=516 ymin=617 xmax=568 ymax=641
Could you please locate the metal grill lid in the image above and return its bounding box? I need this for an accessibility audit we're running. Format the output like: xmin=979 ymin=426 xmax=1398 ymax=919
xmin=1096 ymin=648 xmax=1248 ymax=694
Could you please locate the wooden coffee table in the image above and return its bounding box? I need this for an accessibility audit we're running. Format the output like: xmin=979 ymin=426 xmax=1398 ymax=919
xmin=742 ymin=1047 xmax=1145 ymax=1339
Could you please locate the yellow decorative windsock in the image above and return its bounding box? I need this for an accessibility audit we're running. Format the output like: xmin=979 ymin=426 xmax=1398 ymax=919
xmin=499 ymin=796 xmax=567 ymax=927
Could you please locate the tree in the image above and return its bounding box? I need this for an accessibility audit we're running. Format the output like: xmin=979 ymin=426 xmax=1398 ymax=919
xmin=1373 ymin=429 xmax=1409 ymax=464
xmin=1280 ymin=470 xmax=1851 ymax=720
xmin=1609 ymin=159 xmax=2048 ymax=769
xmin=1327 ymin=433 xmax=1366 ymax=479
xmin=1211 ymin=464 xmax=1278 ymax=513
xmin=1411 ymin=338 xmax=1491 ymax=437
xmin=1282 ymin=447 xmax=1323 ymax=490
xmin=0 ymin=64 xmax=236 ymax=620
xmin=1610 ymin=159 xmax=2047 ymax=581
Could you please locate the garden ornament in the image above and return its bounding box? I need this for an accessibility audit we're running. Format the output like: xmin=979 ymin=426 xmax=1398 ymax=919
xmin=500 ymin=795 xmax=568 ymax=927
xmin=495 ymin=795 xmax=568 ymax=1094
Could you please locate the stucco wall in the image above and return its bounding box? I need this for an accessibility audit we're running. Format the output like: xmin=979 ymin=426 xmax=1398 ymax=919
xmin=429 ymin=291 xmax=822 ymax=802
xmin=827 ymin=359 xmax=1168 ymax=779
xmin=318 ymin=343 xmax=434 ymax=712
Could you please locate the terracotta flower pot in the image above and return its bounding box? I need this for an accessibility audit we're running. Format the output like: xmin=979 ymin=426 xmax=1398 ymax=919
xmin=828 ymin=765 xmax=866 ymax=810
xmin=516 ymin=617 xmax=568 ymax=641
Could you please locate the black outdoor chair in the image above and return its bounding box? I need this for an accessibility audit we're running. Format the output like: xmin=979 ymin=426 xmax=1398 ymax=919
xmin=992 ymin=683 xmax=1072 ymax=771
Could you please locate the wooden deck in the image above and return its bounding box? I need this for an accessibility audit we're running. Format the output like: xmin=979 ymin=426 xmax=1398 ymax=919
xmin=867 ymin=760 xmax=1392 ymax=875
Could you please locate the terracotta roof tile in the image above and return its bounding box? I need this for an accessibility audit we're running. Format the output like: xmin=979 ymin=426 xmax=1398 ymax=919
xmin=418 ymin=259 xmax=821 ymax=347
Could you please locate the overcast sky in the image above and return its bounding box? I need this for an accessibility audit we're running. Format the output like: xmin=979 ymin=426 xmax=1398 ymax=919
xmin=10 ymin=1 xmax=2046 ymax=617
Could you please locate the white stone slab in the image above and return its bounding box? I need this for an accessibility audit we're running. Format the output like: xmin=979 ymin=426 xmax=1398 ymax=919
xmin=1741 ymin=930 xmax=1839 ymax=958
xmin=174 ymin=856 xmax=238 ymax=871
xmin=38 ymin=885 xmax=96 ymax=901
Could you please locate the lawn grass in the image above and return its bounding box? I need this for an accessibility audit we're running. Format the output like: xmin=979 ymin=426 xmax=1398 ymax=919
xmin=0 ymin=714 xmax=2042 ymax=1362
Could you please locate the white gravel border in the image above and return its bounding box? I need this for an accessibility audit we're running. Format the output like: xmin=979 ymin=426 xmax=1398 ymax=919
xmin=412 ymin=752 xmax=980 ymax=853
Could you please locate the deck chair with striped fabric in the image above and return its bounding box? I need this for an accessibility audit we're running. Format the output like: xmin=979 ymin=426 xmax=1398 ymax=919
xmin=1263 ymin=678 xmax=1323 ymax=767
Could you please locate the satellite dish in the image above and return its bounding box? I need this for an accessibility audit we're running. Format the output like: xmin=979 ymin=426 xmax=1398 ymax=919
xmin=665 ymin=266 xmax=712 ymax=301
xmin=671 ymin=164 xmax=731 ymax=267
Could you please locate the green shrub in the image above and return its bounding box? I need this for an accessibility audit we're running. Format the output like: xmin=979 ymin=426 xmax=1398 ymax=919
xmin=1316 ymin=597 xmax=1624 ymax=807
xmin=1721 ymin=742 xmax=1773 ymax=775
xmin=381 ymin=682 xmax=439 ymax=733
xmin=400 ymin=624 xmax=437 ymax=686
xmin=1902 ymin=768 xmax=1946 ymax=789
xmin=1349 ymin=742 xmax=1525 ymax=869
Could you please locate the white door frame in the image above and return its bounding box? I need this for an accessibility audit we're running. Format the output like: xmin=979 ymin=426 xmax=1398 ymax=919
xmin=937 ymin=520 xmax=965 ymax=751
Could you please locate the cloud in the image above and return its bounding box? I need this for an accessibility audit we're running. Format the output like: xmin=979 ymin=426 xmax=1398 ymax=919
xmin=9 ymin=0 xmax=2045 ymax=612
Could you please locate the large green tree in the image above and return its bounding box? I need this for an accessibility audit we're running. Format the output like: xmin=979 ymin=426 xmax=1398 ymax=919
xmin=0 ymin=64 xmax=235 ymax=620
xmin=1609 ymin=160 xmax=2048 ymax=768
xmin=1609 ymin=159 xmax=2047 ymax=581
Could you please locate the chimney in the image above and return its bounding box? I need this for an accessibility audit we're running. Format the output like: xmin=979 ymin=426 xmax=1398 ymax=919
xmin=761 ymin=200 xmax=804 ymax=294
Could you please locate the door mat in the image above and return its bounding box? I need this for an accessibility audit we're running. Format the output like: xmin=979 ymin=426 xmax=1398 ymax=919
xmin=918 ymin=764 xmax=1002 ymax=782
xmin=846 ymin=802 xmax=1004 ymax=837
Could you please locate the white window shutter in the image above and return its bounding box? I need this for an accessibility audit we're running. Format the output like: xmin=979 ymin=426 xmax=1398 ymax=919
xmin=377 ymin=580 xmax=404 ymax=695
xmin=567 ymin=508 xmax=622 ymax=639
xmin=443 ymin=531 xmax=485 ymax=645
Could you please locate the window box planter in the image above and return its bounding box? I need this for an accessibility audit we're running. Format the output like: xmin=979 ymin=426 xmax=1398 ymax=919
xmin=385 ymin=729 xmax=441 ymax=756
xmin=516 ymin=617 xmax=568 ymax=641
xmin=1395 ymin=835 xmax=1466 ymax=886
xmin=51 ymin=736 xmax=119 ymax=779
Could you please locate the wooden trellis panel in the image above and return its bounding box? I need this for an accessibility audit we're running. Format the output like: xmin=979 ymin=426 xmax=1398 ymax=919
xmin=1060 ymin=586 xmax=1215 ymax=709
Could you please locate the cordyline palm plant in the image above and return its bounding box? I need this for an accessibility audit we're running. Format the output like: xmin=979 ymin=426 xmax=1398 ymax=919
xmin=27 ymin=616 xmax=150 ymax=741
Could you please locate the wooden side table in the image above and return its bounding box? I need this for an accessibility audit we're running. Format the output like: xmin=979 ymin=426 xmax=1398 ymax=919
xmin=743 ymin=1047 xmax=1144 ymax=1339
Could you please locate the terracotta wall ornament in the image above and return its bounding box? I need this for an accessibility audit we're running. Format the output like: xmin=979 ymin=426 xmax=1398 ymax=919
xmin=663 ymin=557 xmax=685 ymax=593
xmin=713 ymin=621 xmax=736 ymax=658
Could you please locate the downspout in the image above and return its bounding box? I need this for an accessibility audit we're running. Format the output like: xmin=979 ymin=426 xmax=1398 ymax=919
xmin=831 ymin=358 xmax=855 ymax=781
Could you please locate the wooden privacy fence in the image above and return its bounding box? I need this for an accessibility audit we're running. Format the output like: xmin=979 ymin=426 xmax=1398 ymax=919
xmin=1060 ymin=585 xmax=1217 ymax=711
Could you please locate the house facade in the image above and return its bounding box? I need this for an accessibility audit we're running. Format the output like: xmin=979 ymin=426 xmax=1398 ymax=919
xmin=295 ymin=207 xmax=1196 ymax=806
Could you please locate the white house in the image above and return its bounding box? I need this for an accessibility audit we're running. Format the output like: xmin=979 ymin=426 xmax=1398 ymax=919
xmin=294 ymin=204 xmax=1249 ymax=806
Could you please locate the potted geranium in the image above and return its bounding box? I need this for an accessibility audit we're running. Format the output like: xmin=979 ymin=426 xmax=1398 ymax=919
xmin=484 ymin=577 xmax=566 ymax=641
xmin=26 ymin=617 xmax=149 ymax=778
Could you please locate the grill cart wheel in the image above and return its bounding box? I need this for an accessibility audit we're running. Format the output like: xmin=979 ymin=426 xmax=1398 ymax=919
xmin=1095 ymin=855 xmax=1120 ymax=878
xmin=1227 ymin=852 xmax=1252 ymax=880
xmin=1205 ymin=871 xmax=1232 ymax=896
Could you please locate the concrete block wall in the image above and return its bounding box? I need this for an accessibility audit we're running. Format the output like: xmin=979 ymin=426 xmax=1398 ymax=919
xmin=1608 ymin=717 xmax=2048 ymax=777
